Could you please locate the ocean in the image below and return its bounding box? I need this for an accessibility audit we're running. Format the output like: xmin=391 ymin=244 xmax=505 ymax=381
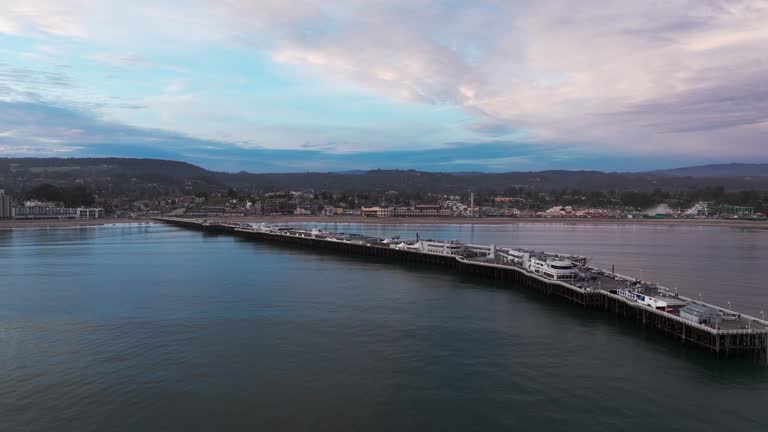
xmin=1 ymin=222 xmax=766 ymax=431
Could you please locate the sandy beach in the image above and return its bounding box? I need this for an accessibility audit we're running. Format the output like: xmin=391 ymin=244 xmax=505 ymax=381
xmin=2 ymin=216 xmax=767 ymax=230
xmin=0 ymin=218 xmax=155 ymax=230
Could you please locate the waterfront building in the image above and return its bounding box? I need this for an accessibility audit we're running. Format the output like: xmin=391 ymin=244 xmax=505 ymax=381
xmin=721 ymin=205 xmax=755 ymax=219
xmin=397 ymin=239 xmax=466 ymax=255
xmin=528 ymin=256 xmax=579 ymax=281
xmin=13 ymin=206 xmax=77 ymax=220
xmin=680 ymin=304 xmax=723 ymax=325
xmin=13 ymin=206 xmax=105 ymax=220
xmin=0 ymin=190 xmax=13 ymax=219
xmin=77 ymin=208 xmax=105 ymax=219
xmin=361 ymin=207 xmax=394 ymax=217
xmin=393 ymin=206 xmax=453 ymax=217
xmin=362 ymin=206 xmax=453 ymax=217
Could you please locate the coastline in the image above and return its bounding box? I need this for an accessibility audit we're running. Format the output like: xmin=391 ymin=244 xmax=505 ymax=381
xmin=0 ymin=218 xmax=155 ymax=230
xmin=192 ymin=215 xmax=768 ymax=230
xmin=2 ymin=216 xmax=766 ymax=230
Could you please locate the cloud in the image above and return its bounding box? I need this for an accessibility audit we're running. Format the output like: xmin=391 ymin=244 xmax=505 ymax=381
xmin=0 ymin=100 xmax=613 ymax=172
xmin=87 ymin=52 xmax=185 ymax=72
xmin=2 ymin=0 xmax=768 ymax=166
xmin=88 ymin=52 xmax=153 ymax=68
xmin=468 ymin=120 xmax=523 ymax=137
xmin=0 ymin=101 xmax=216 ymax=152
xmin=0 ymin=64 xmax=74 ymax=94
xmin=213 ymin=0 xmax=768 ymax=158
xmin=615 ymin=66 xmax=768 ymax=134
xmin=0 ymin=0 xmax=89 ymax=37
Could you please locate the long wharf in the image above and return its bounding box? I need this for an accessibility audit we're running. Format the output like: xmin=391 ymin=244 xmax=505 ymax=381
xmin=156 ymin=217 xmax=768 ymax=358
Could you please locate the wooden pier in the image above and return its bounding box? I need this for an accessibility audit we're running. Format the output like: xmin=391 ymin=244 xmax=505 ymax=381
xmin=157 ymin=217 xmax=768 ymax=358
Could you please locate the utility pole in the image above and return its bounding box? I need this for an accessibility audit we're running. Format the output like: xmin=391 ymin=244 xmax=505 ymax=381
xmin=470 ymin=192 xmax=474 ymax=217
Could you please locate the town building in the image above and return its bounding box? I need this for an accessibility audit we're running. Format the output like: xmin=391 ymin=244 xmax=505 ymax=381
xmin=362 ymin=205 xmax=453 ymax=217
xmin=13 ymin=206 xmax=78 ymax=220
xmin=0 ymin=190 xmax=13 ymax=219
xmin=361 ymin=207 xmax=394 ymax=217
xmin=721 ymin=205 xmax=755 ymax=219
xmin=77 ymin=208 xmax=105 ymax=219
xmin=392 ymin=206 xmax=453 ymax=217
xmin=322 ymin=206 xmax=344 ymax=216
xmin=13 ymin=206 xmax=105 ymax=220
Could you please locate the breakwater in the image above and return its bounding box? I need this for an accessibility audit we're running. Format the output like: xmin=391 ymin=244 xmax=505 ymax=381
xmin=156 ymin=217 xmax=768 ymax=358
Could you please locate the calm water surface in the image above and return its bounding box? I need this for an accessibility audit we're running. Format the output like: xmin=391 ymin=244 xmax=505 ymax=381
xmin=1 ymin=223 xmax=766 ymax=431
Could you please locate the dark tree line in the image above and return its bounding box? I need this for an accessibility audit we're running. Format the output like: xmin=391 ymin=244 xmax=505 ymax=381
xmin=26 ymin=184 xmax=96 ymax=207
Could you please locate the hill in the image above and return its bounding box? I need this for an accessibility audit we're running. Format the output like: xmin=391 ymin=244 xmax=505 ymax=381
xmin=651 ymin=163 xmax=768 ymax=177
xmin=0 ymin=157 xmax=223 ymax=199
xmin=218 ymin=168 xmax=768 ymax=193
xmin=3 ymin=158 xmax=768 ymax=200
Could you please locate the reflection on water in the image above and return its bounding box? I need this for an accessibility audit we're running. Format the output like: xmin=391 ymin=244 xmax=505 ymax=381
xmin=290 ymin=222 xmax=768 ymax=316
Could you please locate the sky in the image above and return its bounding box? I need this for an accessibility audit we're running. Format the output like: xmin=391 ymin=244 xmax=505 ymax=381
xmin=1 ymin=0 xmax=767 ymax=173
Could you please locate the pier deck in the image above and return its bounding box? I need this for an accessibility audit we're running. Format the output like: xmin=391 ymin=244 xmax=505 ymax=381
xmin=156 ymin=217 xmax=768 ymax=358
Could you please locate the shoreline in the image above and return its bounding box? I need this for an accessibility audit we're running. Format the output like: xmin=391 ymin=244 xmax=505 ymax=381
xmin=185 ymin=216 xmax=768 ymax=230
xmin=0 ymin=218 xmax=155 ymax=230
xmin=1 ymin=216 xmax=766 ymax=230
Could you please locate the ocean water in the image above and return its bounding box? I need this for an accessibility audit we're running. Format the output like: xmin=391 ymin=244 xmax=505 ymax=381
xmin=1 ymin=223 xmax=766 ymax=431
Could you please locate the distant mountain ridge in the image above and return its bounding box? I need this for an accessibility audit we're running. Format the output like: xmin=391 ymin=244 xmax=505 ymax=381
xmin=651 ymin=163 xmax=768 ymax=177
xmin=0 ymin=157 xmax=210 ymax=178
xmin=3 ymin=157 xmax=768 ymax=196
